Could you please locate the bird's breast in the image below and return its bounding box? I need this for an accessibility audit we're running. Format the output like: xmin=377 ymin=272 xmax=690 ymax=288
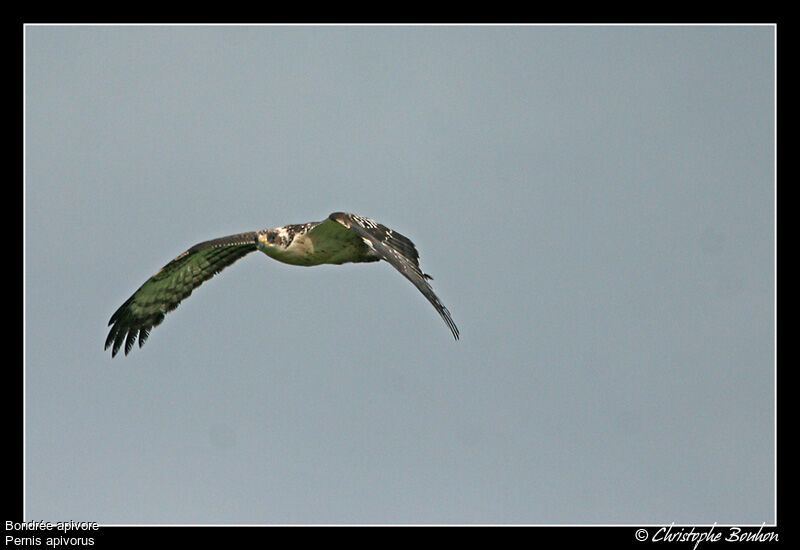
xmin=260 ymin=234 xmax=371 ymax=266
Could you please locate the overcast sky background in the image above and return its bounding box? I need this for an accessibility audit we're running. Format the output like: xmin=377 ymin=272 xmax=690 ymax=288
xmin=24 ymin=25 xmax=774 ymax=525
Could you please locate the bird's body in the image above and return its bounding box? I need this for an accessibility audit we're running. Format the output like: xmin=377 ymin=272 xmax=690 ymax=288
xmin=105 ymin=212 xmax=458 ymax=357
xmin=258 ymin=219 xmax=378 ymax=266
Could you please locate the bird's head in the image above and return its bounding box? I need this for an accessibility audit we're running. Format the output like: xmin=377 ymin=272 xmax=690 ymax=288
xmin=257 ymin=229 xmax=288 ymax=257
xmin=260 ymin=230 xmax=279 ymax=246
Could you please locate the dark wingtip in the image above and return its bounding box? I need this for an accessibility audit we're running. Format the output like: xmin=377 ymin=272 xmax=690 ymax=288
xmin=451 ymin=323 xmax=460 ymax=341
xmin=138 ymin=327 xmax=150 ymax=348
xmin=104 ymin=326 xmax=116 ymax=354
xmin=111 ymin=329 xmax=125 ymax=358
xmin=124 ymin=330 xmax=137 ymax=356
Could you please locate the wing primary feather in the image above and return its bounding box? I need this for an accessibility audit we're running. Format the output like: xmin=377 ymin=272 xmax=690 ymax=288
xmin=138 ymin=327 xmax=150 ymax=348
xmin=124 ymin=329 xmax=138 ymax=356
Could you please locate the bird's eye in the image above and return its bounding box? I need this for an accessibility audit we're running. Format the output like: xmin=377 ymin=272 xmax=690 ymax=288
xmin=267 ymin=232 xmax=277 ymax=243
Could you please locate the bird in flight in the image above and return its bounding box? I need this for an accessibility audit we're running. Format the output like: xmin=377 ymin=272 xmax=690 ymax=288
xmin=105 ymin=212 xmax=459 ymax=357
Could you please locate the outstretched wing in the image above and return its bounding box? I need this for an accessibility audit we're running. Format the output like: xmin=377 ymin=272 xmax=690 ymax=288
xmin=328 ymin=212 xmax=460 ymax=340
xmin=105 ymin=232 xmax=258 ymax=357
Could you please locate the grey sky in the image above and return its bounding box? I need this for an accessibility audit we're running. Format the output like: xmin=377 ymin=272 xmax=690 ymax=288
xmin=25 ymin=25 xmax=774 ymax=524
